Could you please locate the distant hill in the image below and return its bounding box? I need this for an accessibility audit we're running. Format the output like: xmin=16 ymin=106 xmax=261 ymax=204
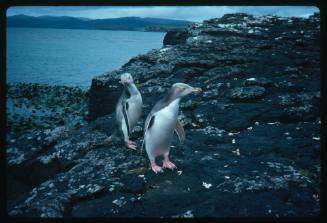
xmin=7 ymin=14 xmax=193 ymax=32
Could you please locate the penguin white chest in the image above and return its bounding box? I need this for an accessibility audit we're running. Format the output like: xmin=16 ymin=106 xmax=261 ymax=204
xmin=156 ymin=99 xmax=179 ymax=125
xmin=147 ymin=99 xmax=180 ymax=148
xmin=127 ymin=93 xmax=142 ymax=127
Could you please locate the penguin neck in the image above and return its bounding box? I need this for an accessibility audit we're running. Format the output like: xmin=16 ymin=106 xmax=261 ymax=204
xmin=163 ymin=88 xmax=181 ymax=106
xmin=168 ymin=98 xmax=181 ymax=108
xmin=125 ymin=83 xmax=139 ymax=96
xmin=164 ymin=94 xmax=181 ymax=109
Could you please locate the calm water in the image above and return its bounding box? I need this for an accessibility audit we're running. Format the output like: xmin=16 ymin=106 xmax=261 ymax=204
xmin=6 ymin=28 xmax=165 ymax=87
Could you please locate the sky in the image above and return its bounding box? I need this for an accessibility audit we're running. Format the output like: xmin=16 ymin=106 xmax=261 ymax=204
xmin=7 ymin=6 xmax=319 ymax=22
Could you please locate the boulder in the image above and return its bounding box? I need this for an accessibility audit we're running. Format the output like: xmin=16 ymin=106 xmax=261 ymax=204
xmin=163 ymin=29 xmax=189 ymax=45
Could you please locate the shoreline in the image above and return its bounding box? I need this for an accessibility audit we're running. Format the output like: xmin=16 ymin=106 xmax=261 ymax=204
xmin=6 ymin=26 xmax=170 ymax=33
xmin=6 ymin=82 xmax=89 ymax=140
xmin=7 ymin=81 xmax=91 ymax=90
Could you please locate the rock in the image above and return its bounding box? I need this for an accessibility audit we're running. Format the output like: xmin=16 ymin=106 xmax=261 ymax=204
xmin=278 ymin=95 xmax=297 ymax=106
xmin=44 ymin=126 xmax=69 ymax=146
xmin=243 ymin=77 xmax=274 ymax=87
xmin=229 ymin=86 xmax=266 ymax=101
xmin=278 ymin=81 xmax=304 ymax=92
xmin=88 ymin=74 xmax=122 ymax=120
xmin=88 ymin=11 xmax=319 ymax=120
xmin=286 ymin=105 xmax=313 ymax=118
xmin=163 ymin=29 xmax=189 ymax=46
xmin=121 ymin=175 xmax=146 ymax=194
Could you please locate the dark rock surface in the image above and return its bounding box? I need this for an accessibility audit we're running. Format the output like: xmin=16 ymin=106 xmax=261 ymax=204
xmin=163 ymin=29 xmax=189 ymax=46
xmin=7 ymin=13 xmax=320 ymax=217
xmin=229 ymin=86 xmax=266 ymax=101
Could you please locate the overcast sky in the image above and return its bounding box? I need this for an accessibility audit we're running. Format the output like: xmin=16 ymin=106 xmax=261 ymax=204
xmin=7 ymin=6 xmax=319 ymax=22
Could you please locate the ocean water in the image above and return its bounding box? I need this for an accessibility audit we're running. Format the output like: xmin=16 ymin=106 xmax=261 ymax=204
xmin=6 ymin=28 xmax=165 ymax=87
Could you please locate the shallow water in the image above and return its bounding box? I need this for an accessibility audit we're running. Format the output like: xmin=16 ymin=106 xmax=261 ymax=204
xmin=6 ymin=28 xmax=165 ymax=87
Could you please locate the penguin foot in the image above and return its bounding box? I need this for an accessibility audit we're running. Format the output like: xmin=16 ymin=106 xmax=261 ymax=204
xmin=151 ymin=162 xmax=164 ymax=174
xmin=163 ymin=160 xmax=177 ymax=170
xmin=126 ymin=140 xmax=137 ymax=150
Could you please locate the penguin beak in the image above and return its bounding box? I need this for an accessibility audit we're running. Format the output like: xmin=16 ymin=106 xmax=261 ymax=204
xmin=120 ymin=79 xmax=130 ymax=85
xmin=192 ymin=87 xmax=202 ymax=94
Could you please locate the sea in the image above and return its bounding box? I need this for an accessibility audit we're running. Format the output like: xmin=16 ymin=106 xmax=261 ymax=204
xmin=6 ymin=27 xmax=165 ymax=87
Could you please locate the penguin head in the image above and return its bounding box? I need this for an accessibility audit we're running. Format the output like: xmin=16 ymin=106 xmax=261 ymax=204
xmin=119 ymin=73 xmax=134 ymax=85
xmin=171 ymin=83 xmax=202 ymax=98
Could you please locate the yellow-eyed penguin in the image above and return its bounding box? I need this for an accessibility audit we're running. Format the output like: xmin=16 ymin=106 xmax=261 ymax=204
xmin=115 ymin=73 xmax=142 ymax=150
xmin=143 ymin=83 xmax=202 ymax=173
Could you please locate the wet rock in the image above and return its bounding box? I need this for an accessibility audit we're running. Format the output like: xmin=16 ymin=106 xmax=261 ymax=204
xmin=278 ymin=95 xmax=298 ymax=106
xmin=243 ymin=77 xmax=274 ymax=87
xmin=278 ymin=81 xmax=304 ymax=92
xmin=173 ymin=210 xmax=195 ymax=218
xmin=286 ymin=105 xmax=313 ymax=118
xmin=229 ymin=86 xmax=266 ymax=101
xmin=6 ymin=83 xmax=88 ymax=137
xmin=121 ymin=175 xmax=146 ymax=194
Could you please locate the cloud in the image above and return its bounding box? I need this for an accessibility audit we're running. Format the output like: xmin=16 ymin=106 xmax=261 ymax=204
xmin=7 ymin=6 xmax=319 ymax=22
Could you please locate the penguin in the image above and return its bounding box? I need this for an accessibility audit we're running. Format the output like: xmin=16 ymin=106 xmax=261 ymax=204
xmin=114 ymin=73 xmax=143 ymax=150
xmin=143 ymin=83 xmax=202 ymax=173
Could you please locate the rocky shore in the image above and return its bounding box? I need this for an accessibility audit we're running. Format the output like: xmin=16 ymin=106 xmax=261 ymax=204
xmin=7 ymin=13 xmax=320 ymax=217
xmin=7 ymin=83 xmax=88 ymax=138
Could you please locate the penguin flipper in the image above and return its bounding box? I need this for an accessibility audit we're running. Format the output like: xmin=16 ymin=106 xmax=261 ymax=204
xmin=143 ymin=98 xmax=167 ymax=151
xmin=122 ymin=100 xmax=130 ymax=137
xmin=142 ymin=114 xmax=156 ymax=150
xmin=174 ymin=120 xmax=185 ymax=144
